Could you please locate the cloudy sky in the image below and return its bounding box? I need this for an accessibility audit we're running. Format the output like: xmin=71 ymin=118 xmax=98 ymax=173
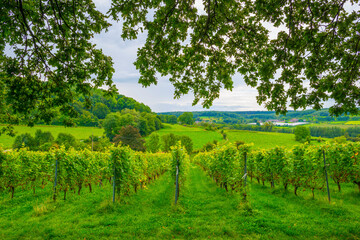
xmin=91 ymin=0 xmax=268 ymax=113
xmin=92 ymin=0 xmax=357 ymax=113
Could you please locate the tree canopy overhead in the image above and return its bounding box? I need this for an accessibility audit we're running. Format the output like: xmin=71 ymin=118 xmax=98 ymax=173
xmin=110 ymin=0 xmax=360 ymax=116
xmin=1 ymin=0 xmax=360 ymax=127
xmin=1 ymin=0 xmax=116 ymax=126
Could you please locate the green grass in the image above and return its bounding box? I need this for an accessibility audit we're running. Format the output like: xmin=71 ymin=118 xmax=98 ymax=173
xmin=1 ymin=164 xmax=359 ymax=239
xmin=346 ymin=121 xmax=360 ymax=125
xmin=225 ymin=130 xmax=310 ymax=149
xmin=0 ymin=125 xmax=104 ymax=149
xmin=148 ymin=124 xmax=224 ymax=150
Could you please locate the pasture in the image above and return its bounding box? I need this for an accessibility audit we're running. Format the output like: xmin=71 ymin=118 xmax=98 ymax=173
xmin=225 ymin=130 xmax=304 ymax=149
xmin=0 ymin=125 xmax=104 ymax=149
xmin=147 ymin=124 xmax=224 ymax=150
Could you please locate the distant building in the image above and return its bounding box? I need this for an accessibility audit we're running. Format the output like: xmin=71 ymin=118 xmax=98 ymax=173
xmin=289 ymin=118 xmax=299 ymax=123
xmin=267 ymin=119 xmax=281 ymax=123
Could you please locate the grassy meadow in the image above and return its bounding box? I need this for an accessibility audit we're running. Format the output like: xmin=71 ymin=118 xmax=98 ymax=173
xmin=225 ymin=130 xmax=301 ymax=149
xmin=0 ymin=165 xmax=359 ymax=239
xmin=0 ymin=125 xmax=104 ymax=149
xmin=146 ymin=123 xmax=224 ymax=150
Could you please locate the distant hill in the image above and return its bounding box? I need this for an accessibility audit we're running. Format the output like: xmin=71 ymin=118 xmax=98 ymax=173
xmin=158 ymin=109 xmax=358 ymax=124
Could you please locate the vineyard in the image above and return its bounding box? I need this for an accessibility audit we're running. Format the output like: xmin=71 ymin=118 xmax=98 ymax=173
xmin=0 ymin=143 xmax=359 ymax=239
xmin=194 ymin=142 xmax=360 ymax=201
xmin=0 ymin=146 xmax=177 ymax=202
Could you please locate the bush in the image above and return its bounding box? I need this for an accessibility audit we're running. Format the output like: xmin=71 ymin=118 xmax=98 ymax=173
xmin=56 ymin=133 xmax=77 ymax=149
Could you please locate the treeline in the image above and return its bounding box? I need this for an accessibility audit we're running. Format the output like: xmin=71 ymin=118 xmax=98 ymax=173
xmin=52 ymin=90 xmax=152 ymax=127
xmin=309 ymin=126 xmax=360 ymax=139
xmin=12 ymin=130 xmax=111 ymax=152
xmin=1 ymin=89 xmax=153 ymax=128
xmin=160 ymin=109 xmax=360 ymax=125
xmin=103 ymin=109 xmax=162 ymax=140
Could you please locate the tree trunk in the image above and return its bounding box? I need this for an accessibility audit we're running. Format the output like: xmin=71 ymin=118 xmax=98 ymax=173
xmin=294 ymin=186 xmax=298 ymax=196
xmin=134 ymin=184 xmax=137 ymax=193
xmin=257 ymin=178 xmax=260 ymax=184
xmin=88 ymin=183 xmax=92 ymax=193
xmin=355 ymin=181 xmax=360 ymax=192
xmin=224 ymin=182 xmax=228 ymax=192
xmin=337 ymin=182 xmax=341 ymax=192
xmin=312 ymin=188 xmax=315 ymax=199
xmin=11 ymin=186 xmax=15 ymax=199
xmin=64 ymin=190 xmax=67 ymax=200
xmin=284 ymin=183 xmax=288 ymax=191
xmin=78 ymin=184 xmax=82 ymax=195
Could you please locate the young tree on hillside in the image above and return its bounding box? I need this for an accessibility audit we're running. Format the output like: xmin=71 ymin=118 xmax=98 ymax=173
xmin=93 ymin=103 xmax=110 ymax=119
xmin=13 ymin=133 xmax=37 ymax=150
xmin=294 ymin=126 xmax=311 ymax=143
xmin=113 ymin=125 xmax=145 ymax=152
xmin=146 ymin=133 xmax=161 ymax=153
xmin=161 ymin=133 xmax=178 ymax=152
xmin=56 ymin=133 xmax=77 ymax=150
xmin=178 ymin=112 xmax=194 ymax=125
xmin=179 ymin=135 xmax=193 ymax=154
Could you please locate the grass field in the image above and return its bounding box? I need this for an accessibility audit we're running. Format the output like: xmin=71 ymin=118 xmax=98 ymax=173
xmin=0 ymin=165 xmax=359 ymax=239
xmin=346 ymin=121 xmax=360 ymax=125
xmin=147 ymin=124 xmax=224 ymax=150
xmin=225 ymin=130 xmax=308 ymax=149
xmin=0 ymin=125 xmax=104 ymax=149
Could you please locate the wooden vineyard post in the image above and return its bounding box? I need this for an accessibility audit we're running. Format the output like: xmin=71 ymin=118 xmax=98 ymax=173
xmin=243 ymin=152 xmax=247 ymax=201
xmin=175 ymin=162 xmax=179 ymax=204
xmin=53 ymin=159 xmax=58 ymax=201
xmin=323 ymin=149 xmax=331 ymax=203
xmin=113 ymin=162 xmax=116 ymax=203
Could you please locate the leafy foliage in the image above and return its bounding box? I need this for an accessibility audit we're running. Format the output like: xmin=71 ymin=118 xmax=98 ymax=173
xmin=0 ymin=147 xmax=171 ymax=200
xmin=1 ymin=0 xmax=116 ymax=126
xmin=170 ymin=143 xmax=190 ymax=199
xmin=145 ymin=133 xmax=161 ymax=153
xmin=294 ymin=126 xmax=311 ymax=142
xmin=177 ymin=112 xmax=194 ymax=125
xmin=113 ymin=125 xmax=146 ymax=152
xmin=110 ymin=1 xmax=360 ymax=116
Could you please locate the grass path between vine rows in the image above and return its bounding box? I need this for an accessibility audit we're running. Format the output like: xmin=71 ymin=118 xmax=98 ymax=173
xmin=0 ymin=164 xmax=360 ymax=239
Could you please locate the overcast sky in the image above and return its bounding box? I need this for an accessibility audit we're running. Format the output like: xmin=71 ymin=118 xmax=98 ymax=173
xmin=91 ymin=0 xmax=351 ymax=113
xmin=91 ymin=0 xmax=269 ymax=113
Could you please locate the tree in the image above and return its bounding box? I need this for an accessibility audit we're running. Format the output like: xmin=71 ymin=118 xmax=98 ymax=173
xmin=3 ymin=0 xmax=359 ymax=131
xmin=13 ymin=133 xmax=36 ymax=150
xmin=178 ymin=112 xmax=194 ymax=125
xmin=56 ymin=133 xmax=77 ymax=149
xmin=294 ymin=126 xmax=311 ymax=142
xmin=103 ymin=113 xmax=122 ymax=140
xmin=34 ymin=130 xmax=54 ymax=146
xmin=1 ymin=0 xmax=116 ymax=130
xmin=110 ymin=1 xmax=360 ymax=116
xmin=161 ymin=133 xmax=178 ymax=152
xmin=146 ymin=133 xmax=161 ymax=153
xmin=93 ymin=103 xmax=110 ymax=119
xmin=113 ymin=125 xmax=145 ymax=152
